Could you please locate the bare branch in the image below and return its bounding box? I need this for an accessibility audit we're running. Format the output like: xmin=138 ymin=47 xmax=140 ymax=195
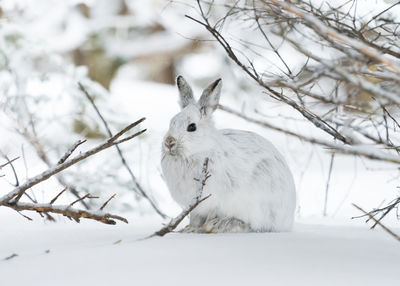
xmin=218 ymin=104 xmax=400 ymax=164
xmin=57 ymin=140 xmax=86 ymax=165
xmin=7 ymin=202 xmax=128 ymax=225
xmin=69 ymin=193 xmax=99 ymax=207
xmin=0 ymin=118 xmax=146 ymax=206
xmin=4 ymin=254 xmax=18 ymax=261
xmin=148 ymin=158 xmax=211 ymax=238
xmin=100 ymin=193 xmax=116 ymax=211
xmin=79 ymin=82 xmax=167 ymax=218
xmin=0 ymin=156 xmax=19 ymax=169
xmin=353 ymin=203 xmax=400 ymax=242
xmin=49 ymin=187 xmax=67 ymax=204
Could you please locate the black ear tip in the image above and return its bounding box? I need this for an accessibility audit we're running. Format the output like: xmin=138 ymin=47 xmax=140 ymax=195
xmin=210 ymin=78 xmax=222 ymax=90
xmin=176 ymin=75 xmax=185 ymax=87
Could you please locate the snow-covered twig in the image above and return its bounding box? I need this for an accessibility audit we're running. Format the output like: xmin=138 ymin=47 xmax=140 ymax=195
xmin=186 ymin=3 xmax=350 ymax=145
xmin=57 ymin=139 xmax=87 ymax=165
xmin=78 ymin=82 xmax=167 ymax=219
xmin=218 ymin=104 xmax=400 ymax=164
xmin=266 ymin=0 xmax=400 ymax=74
xmin=15 ymin=115 xmax=90 ymax=208
xmin=148 ymin=158 xmax=211 ymax=238
xmin=0 ymin=118 xmax=146 ymax=224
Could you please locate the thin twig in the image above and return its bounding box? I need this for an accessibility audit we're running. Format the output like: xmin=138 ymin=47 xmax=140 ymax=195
xmin=323 ymin=153 xmax=335 ymax=216
xmin=150 ymin=195 xmax=211 ymax=238
xmin=57 ymin=140 xmax=87 ymax=165
xmin=7 ymin=202 xmax=128 ymax=225
xmin=147 ymin=158 xmax=211 ymax=238
xmin=69 ymin=193 xmax=99 ymax=207
xmin=100 ymin=193 xmax=116 ymax=211
xmin=0 ymin=156 xmax=19 ymax=169
xmin=4 ymin=254 xmax=18 ymax=261
xmin=218 ymin=104 xmax=400 ymax=164
xmin=0 ymin=119 xmax=146 ymax=206
xmin=352 ymin=203 xmax=400 ymax=242
xmin=1 ymin=154 xmax=19 ymax=187
xmin=50 ymin=187 xmax=68 ymax=204
xmin=79 ymin=82 xmax=167 ymax=219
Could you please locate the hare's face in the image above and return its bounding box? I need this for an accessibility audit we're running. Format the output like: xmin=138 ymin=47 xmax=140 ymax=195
xmin=162 ymin=76 xmax=222 ymax=158
xmin=163 ymin=104 xmax=215 ymax=157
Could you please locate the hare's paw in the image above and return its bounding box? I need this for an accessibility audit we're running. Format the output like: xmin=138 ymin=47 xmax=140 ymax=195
xmin=179 ymin=224 xmax=205 ymax=233
xmin=203 ymin=217 xmax=252 ymax=233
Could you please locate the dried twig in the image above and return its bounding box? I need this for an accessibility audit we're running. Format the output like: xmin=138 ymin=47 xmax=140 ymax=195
xmin=7 ymin=202 xmax=128 ymax=225
xmin=16 ymin=119 xmax=90 ymax=208
xmin=0 ymin=119 xmax=145 ymax=205
xmin=69 ymin=193 xmax=99 ymax=207
xmin=78 ymin=82 xmax=167 ymax=219
xmin=352 ymin=196 xmax=400 ymax=229
xmin=4 ymin=253 xmax=18 ymax=261
xmin=1 ymin=154 xmax=20 ymax=187
xmin=0 ymin=119 xmax=146 ymax=225
xmin=148 ymin=158 xmax=211 ymax=238
xmin=49 ymin=187 xmax=67 ymax=204
xmin=100 ymin=193 xmax=116 ymax=211
xmin=353 ymin=203 xmax=400 ymax=242
xmin=0 ymin=156 xmax=19 ymax=169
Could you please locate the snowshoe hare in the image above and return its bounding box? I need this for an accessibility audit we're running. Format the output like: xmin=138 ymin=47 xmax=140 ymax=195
xmin=161 ymin=76 xmax=296 ymax=233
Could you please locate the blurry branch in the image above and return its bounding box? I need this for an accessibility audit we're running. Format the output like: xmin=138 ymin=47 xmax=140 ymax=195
xmin=148 ymin=158 xmax=211 ymax=238
xmin=266 ymin=0 xmax=400 ymax=73
xmin=0 ymin=118 xmax=147 ymax=224
xmin=323 ymin=153 xmax=335 ymax=217
xmin=353 ymin=203 xmax=400 ymax=242
xmin=1 ymin=154 xmax=20 ymax=187
xmin=4 ymin=253 xmax=18 ymax=261
xmin=0 ymin=156 xmax=19 ymax=169
xmin=78 ymin=82 xmax=167 ymax=219
xmin=15 ymin=114 xmax=90 ymax=209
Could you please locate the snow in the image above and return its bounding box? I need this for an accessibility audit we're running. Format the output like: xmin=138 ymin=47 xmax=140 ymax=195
xmin=1 ymin=1 xmax=400 ymax=284
xmin=1 ymin=211 xmax=399 ymax=286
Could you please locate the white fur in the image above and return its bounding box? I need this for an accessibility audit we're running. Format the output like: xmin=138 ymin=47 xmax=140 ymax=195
xmin=161 ymin=77 xmax=296 ymax=232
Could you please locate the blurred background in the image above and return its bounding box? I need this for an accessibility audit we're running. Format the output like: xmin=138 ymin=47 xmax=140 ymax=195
xmin=1 ymin=0 xmax=399 ymax=224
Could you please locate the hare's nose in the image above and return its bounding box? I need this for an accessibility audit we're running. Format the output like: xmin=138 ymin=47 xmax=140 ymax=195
xmin=165 ymin=136 xmax=176 ymax=150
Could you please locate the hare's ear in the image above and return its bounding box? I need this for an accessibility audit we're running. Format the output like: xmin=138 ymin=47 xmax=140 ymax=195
xmin=177 ymin=75 xmax=195 ymax=109
xmin=198 ymin=78 xmax=222 ymax=116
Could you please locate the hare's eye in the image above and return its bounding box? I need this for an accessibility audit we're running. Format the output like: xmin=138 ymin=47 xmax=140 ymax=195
xmin=187 ymin=123 xmax=196 ymax=132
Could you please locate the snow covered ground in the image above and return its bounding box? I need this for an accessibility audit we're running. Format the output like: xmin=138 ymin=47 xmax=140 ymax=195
xmin=2 ymin=77 xmax=400 ymax=286
xmin=1 ymin=209 xmax=399 ymax=286
xmin=2 ymin=1 xmax=400 ymax=285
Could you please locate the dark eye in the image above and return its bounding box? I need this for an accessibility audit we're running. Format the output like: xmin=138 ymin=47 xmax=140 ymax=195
xmin=187 ymin=123 xmax=196 ymax=132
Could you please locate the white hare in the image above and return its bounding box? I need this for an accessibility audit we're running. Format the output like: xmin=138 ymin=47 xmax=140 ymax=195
xmin=161 ymin=76 xmax=296 ymax=233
